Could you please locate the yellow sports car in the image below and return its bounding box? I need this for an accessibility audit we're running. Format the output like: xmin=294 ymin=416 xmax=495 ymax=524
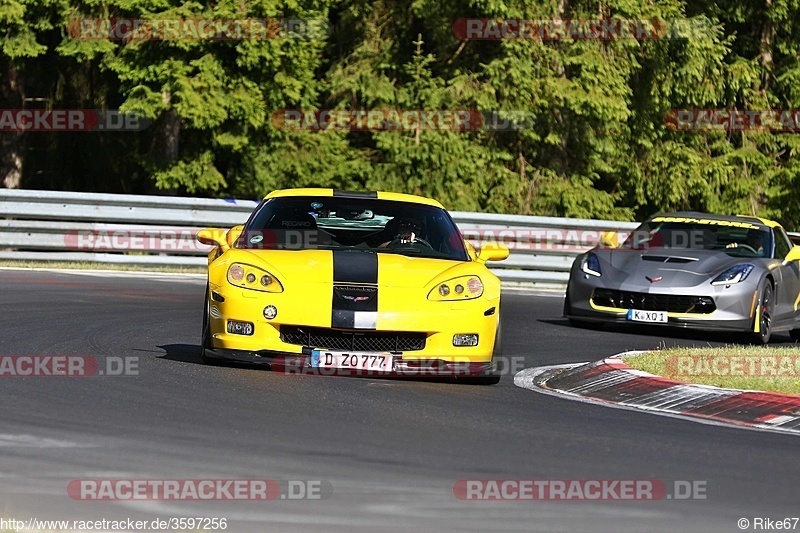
xmin=196 ymin=189 xmax=509 ymax=383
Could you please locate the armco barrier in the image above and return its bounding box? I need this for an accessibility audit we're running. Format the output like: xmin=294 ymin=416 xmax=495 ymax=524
xmin=1 ymin=189 xmax=796 ymax=288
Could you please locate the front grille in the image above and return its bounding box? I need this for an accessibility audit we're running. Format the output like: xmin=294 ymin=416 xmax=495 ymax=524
xmin=280 ymin=326 xmax=426 ymax=352
xmin=592 ymin=289 xmax=716 ymax=314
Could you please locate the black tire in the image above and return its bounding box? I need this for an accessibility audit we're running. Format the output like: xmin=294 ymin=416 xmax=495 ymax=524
xmin=200 ymin=284 xmax=221 ymax=365
xmin=790 ymin=329 xmax=800 ymax=342
xmin=749 ymin=280 xmax=774 ymax=345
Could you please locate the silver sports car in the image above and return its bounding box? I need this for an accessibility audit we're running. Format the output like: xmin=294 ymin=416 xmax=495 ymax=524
xmin=564 ymin=212 xmax=800 ymax=343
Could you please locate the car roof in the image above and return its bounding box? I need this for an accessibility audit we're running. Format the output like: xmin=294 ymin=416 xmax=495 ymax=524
xmin=651 ymin=211 xmax=777 ymax=230
xmin=263 ymin=188 xmax=445 ymax=209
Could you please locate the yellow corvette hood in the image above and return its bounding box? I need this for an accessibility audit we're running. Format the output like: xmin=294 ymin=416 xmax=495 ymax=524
xmin=375 ymin=253 xmax=468 ymax=288
xmin=233 ymin=249 xmax=468 ymax=289
xmin=233 ymin=249 xmax=333 ymax=284
xmin=219 ymin=248 xmax=491 ymax=332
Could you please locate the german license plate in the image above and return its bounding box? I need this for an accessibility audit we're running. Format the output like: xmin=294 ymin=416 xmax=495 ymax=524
xmin=626 ymin=309 xmax=668 ymax=323
xmin=310 ymin=350 xmax=394 ymax=372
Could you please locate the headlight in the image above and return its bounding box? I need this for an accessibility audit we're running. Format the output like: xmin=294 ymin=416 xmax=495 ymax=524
xmin=453 ymin=334 xmax=479 ymax=347
xmin=227 ymin=263 xmax=283 ymax=292
xmin=581 ymin=253 xmax=602 ymax=277
xmin=711 ymin=264 xmax=754 ymax=286
xmin=428 ymin=276 xmax=484 ymax=301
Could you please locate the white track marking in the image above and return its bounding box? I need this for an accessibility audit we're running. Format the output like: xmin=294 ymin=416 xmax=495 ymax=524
xmin=0 ymin=434 xmax=92 ymax=448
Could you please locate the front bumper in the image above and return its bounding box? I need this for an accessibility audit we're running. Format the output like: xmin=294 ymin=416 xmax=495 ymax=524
xmin=203 ymin=348 xmax=498 ymax=378
xmin=205 ymin=283 xmax=501 ymax=365
xmin=565 ymin=270 xmax=760 ymax=332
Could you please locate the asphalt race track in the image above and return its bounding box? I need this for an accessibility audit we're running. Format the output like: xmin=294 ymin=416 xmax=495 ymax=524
xmin=0 ymin=268 xmax=798 ymax=533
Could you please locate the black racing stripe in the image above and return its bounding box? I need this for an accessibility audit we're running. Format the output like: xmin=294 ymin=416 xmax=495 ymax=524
xmin=332 ymin=190 xmax=378 ymax=199
xmin=332 ymin=309 xmax=356 ymax=329
xmin=332 ymin=251 xmax=378 ymax=329
xmin=333 ymin=250 xmax=378 ymax=284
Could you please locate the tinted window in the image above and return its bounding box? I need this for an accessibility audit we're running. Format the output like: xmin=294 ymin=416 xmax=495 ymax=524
xmin=773 ymin=227 xmax=792 ymax=259
xmin=621 ymin=219 xmax=773 ymax=258
xmin=236 ymin=196 xmax=468 ymax=261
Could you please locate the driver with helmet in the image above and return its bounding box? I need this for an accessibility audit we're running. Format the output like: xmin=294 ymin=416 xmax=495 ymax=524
xmin=379 ymin=216 xmax=425 ymax=247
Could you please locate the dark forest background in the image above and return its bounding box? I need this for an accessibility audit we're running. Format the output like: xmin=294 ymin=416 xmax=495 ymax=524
xmin=2 ymin=0 xmax=799 ymax=228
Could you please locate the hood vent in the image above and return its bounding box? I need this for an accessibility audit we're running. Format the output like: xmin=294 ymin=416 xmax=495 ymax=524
xmin=641 ymin=255 xmax=698 ymax=264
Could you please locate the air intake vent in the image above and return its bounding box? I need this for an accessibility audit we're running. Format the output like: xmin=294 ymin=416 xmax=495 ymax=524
xmin=592 ymin=289 xmax=715 ymax=314
xmin=281 ymin=326 xmax=426 ymax=352
xmin=641 ymin=255 xmax=697 ymax=264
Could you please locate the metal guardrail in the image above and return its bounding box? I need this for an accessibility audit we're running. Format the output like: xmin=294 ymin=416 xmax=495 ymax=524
xmin=1 ymin=189 xmax=796 ymax=288
xmin=0 ymin=189 xmax=257 ymax=225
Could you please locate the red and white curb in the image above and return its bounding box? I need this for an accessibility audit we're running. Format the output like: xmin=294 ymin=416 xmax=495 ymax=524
xmin=514 ymin=352 xmax=800 ymax=436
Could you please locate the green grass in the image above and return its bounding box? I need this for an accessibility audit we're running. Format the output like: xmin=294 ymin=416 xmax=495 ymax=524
xmin=0 ymin=260 xmax=205 ymax=274
xmin=625 ymin=345 xmax=800 ymax=395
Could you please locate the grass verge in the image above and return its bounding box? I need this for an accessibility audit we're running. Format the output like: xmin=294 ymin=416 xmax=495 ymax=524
xmin=625 ymin=345 xmax=800 ymax=395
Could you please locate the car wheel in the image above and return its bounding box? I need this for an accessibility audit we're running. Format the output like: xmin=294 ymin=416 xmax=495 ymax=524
xmin=749 ymin=280 xmax=774 ymax=345
xmin=790 ymin=329 xmax=800 ymax=342
xmin=201 ymin=284 xmax=220 ymax=365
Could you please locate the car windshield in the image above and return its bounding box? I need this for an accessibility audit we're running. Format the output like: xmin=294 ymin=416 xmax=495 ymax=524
xmin=620 ymin=218 xmax=773 ymax=258
xmin=236 ymin=196 xmax=469 ymax=261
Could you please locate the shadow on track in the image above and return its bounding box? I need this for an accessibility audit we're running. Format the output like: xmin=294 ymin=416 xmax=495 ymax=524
xmin=156 ymin=343 xmax=268 ymax=371
xmin=154 ymin=344 xmax=502 ymax=385
xmin=156 ymin=343 xmax=203 ymax=364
